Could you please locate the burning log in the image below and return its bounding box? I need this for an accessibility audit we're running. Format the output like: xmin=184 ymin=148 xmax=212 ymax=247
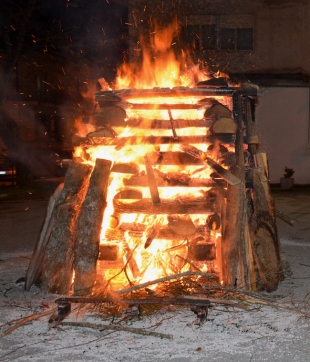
xmin=38 ymin=159 xmax=93 ymax=294
xmin=167 ymin=215 xmax=196 ymax=236
xmin=87 ymin=135 xmax=237 ymax=147
xmin=189 ymin=244 xmax=216 ymax=261
xmin=74 ymin=158 xmax=112 ymax=296
xmin=180 ymin=144 xmax=241 ymax=185
xmin=124 ymin=241 xmax=140 ymax=278
xmin=144 ymin=225 xmax=160 ymax=249
xmin=27 ymin=81 xmax=284 ymax=297
xmin=204 ymin=102 xmax=232 ymax=118
xmin=126 ymin=118 xmax=214 ymax=129
xmin=94 ymin=106 xmax=126 ymax=127
xmin=124 ymin=173 xmax=220 ymax=187
xmin=210 ymin=116 xmax=237 ymax=134
xmin=111 ymin=162 xmax=138 ymax=174
xmin=144 ymin=155 xmax=161 ymax=206
xmin=113 ymin=198 xmax=217 ymax=214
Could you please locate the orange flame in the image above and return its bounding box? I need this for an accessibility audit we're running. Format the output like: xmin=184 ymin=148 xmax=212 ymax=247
xmin=115 ymin=21 xmax=208 ymax=89
xmin=76 ymin=22 xmax=230 ymax=292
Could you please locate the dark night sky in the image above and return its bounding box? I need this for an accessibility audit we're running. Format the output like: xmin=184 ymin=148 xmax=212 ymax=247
xmin=0 ymin=0 xmax=129 ymax=78
xmin=44 ymin=0 xmax=128 ymax=72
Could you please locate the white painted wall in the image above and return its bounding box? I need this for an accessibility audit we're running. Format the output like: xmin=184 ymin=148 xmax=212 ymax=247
xmin=256 ymin=87 xmax=310 ymax=185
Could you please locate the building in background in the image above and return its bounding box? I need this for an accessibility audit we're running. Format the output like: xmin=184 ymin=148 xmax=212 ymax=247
xmin=127 ymin=0 xmax=310 ymax=184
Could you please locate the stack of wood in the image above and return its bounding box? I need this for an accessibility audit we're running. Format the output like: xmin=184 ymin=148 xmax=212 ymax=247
xmin=25 ymin=86 xmax=283 ymax=296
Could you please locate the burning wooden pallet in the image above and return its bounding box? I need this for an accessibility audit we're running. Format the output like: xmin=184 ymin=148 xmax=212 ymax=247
xmin=25 ymin=84 xmax=283 ymax=296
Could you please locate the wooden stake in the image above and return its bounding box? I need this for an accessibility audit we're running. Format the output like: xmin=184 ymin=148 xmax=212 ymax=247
xmin=144 ymin=155 xmax=161 ymax=206
xmin=248 ymin=168 xmax=283 ymax=292
xmin=25 ymin=182 xmax=64 ymax=291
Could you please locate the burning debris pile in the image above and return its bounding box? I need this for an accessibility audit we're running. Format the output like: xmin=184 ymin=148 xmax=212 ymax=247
xmin=25 ymin=24 xmax=283 ymax=299
xmin=25 ymin=83 xmax=283 ymax=297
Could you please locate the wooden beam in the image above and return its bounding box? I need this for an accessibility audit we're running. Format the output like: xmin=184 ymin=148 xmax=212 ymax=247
xmin=113 ymin=198 xmax=218 ymax=214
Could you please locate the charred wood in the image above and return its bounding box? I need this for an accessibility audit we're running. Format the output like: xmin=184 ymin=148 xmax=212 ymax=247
xmin=95 ymin=87 xmax=256 ymax=101
xmin=94 ymin=106 xmax=126 ymax=127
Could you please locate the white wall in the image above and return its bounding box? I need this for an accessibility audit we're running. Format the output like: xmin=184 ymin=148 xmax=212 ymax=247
xmin=256 ymin=87 xmax=310 ymax=185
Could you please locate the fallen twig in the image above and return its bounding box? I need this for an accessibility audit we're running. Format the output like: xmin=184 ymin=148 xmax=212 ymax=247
xmin=176 ymin=295 xmax=249 ymax=310
xmin=61 ymin=321 xmax=173 ymax=339
xmin=275 ymin=209 xmax=295 ymax=226
xmin=115 ymin=271 xmax=214 ymax=295
xmin=1 ymin=307 xmax=57 ymax=337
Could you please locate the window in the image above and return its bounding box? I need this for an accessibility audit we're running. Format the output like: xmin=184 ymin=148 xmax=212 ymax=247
xmin=237 ymin=28 xmax=253 ymax=50
xmin=183 ymin=14 xmax=253 ymax=51
xmin=220 ymin=28 xmax=235 ymax=50
xmin=183 ymin=25 xmax=200 ymax=50
xmin=201 ymin=24 xmax=217 ymax=50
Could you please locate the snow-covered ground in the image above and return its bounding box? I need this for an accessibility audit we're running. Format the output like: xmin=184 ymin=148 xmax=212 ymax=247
xmin=1 ymin=189 xmax=310 ymax=362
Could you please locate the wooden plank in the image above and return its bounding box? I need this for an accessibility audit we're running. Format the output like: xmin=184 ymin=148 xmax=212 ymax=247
xmin=74 ymin=158 xmax=112 ymax=296
xmin=39 ymin=159 xmax=93 ymax=294
xmin=87 ymin=134 xmax=238 ymax=146
xmin=125 ymin=118 xmax=214 ymax=129
xmin=113 ymin=198 xmax=218 ymax=214
xmin=123 ymin=174 xmax=223 ymax=187
xmin=128 ymin=103 xmax=204 ymax=110
xmin=256 ymin=153 xmax=269 ymax=178
xmin=248 ymin=168 xmax=283 ymax=292
xmin=95 ymin=87 xmax=256 ymax=101
xmin=25 ymin=182 xmax=64 ymax=291
xmin=180 ymin=144 xmax=241 ymax=186
xmin=144 ymin=155 xmax=161 ymax=206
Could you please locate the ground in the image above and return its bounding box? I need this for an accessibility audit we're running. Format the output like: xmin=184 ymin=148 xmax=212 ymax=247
xmin=1 ymin=184 xmax=310 ymax=362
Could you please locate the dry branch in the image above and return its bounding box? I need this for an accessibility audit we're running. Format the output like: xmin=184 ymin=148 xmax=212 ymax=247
xmin=60 ymin=321 xmax=173 ymax=339
xmin=115 ymin=271 xmax=214 ymax=295
xmin=1 ymin=307 xmax=57 ymax=337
